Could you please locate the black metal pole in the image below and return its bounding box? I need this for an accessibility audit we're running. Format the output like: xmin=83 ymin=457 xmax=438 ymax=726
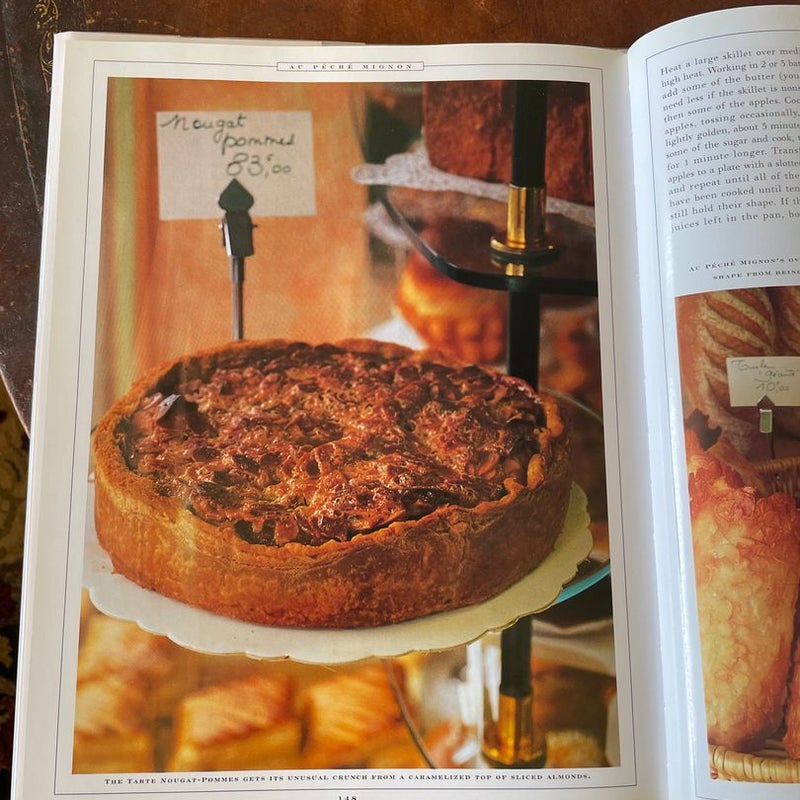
xmin=500 ymin=290 xmax=540 ymax=700
xmin=483 ymin=80 xmax=550 ymax=769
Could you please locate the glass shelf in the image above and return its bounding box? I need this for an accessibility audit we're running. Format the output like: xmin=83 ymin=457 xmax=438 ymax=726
xmin=378 ymin=184 xmax=598 ymax=297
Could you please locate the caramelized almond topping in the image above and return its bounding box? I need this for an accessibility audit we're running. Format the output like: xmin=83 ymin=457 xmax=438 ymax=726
xmin=117 ymin=343 xmax=551 ymax=545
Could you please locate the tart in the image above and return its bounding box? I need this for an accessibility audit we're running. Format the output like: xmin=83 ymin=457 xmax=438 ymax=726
xmin=93 ymin=338 xmax=571 ymax=628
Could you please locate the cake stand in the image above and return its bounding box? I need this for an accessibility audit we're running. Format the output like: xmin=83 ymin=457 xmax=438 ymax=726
xmin=82 ymin=479 xmax=595 ymax=664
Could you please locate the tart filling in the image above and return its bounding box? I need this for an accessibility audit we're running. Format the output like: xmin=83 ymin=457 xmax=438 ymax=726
xmin=118 ymin=341 xmax=550 ymax=545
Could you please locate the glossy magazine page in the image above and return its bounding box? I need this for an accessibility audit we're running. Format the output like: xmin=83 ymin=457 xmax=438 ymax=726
xmin=629 ymin=5 xmax=800 ymax=798
xmin=14 ymin=34 xmax=654 ymax=799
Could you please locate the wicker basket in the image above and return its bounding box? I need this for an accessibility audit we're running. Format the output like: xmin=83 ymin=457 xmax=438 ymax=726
xmin=709 ymin=742 xmax=800 ymax=783
xmin=755 ymin=456 xmax=800 ymax=504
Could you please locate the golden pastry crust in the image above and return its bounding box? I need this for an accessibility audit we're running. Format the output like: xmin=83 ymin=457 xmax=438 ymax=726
xmin=768 ymin=286 xmax=800 ymax=437
xmin=168 ymin=675 xmax=302 ymax=771
xmin=394 ymin=219 xmax=507 ymax=364
xmin=77 ymin=614 xmax=174 ymax=688
xmin=298 ymin=665 xmax=411 ymax=768
xmin=783 ymin=608 xmax=800 ymax=758
xmin=72 ymin=677 xmax=155 ymax=774
xmin=687 ymin=429 xmax=800 ymax=752
xmin=93 ymin=338 xmax=571 ymax=629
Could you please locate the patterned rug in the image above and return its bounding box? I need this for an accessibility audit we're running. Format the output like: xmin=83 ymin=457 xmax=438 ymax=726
xmin=0 ymin=380 xmax=27 ymax=793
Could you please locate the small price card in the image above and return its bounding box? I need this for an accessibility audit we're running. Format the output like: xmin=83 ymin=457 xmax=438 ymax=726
xmin=155 ymin=110 xmax=316 ymax=220
xmin=726 ymin=356 xmax=800 ymax=407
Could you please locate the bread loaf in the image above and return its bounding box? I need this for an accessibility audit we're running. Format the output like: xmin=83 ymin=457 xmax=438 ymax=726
xmin=686 ymin=428 xmax=800 ymax=752
xmin=676 ymin=289 xmax=777 ymax=455
xmin=422 ymin=81 xmax=594 ymax=204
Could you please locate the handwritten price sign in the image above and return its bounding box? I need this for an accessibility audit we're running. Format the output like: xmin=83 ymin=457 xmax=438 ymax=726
xmin=727 ymin=356 xmax=800 ymax=407
xmin=155 ymin=110 xmax=316 ymax=220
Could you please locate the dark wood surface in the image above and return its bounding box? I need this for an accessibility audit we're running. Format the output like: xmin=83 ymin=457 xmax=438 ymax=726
xmin=0 ymin=0 xmax=781 ymax=430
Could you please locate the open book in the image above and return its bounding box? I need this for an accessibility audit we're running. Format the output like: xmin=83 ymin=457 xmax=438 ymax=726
xmin=12 ymin=4 xmax=800 ymax=798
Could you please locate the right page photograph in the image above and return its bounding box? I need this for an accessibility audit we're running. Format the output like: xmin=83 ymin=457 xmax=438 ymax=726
xmin=628 ymin=4 xmax=800 ymax=795
xmin=676 ymin=286 xmax=800 ymax=781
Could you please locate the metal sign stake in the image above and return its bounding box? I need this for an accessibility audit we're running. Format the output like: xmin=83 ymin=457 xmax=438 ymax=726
xmin=219 ymin=179 xmax=256 ymax=341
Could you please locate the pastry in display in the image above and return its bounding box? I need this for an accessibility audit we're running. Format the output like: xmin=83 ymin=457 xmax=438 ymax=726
xmin=394 ymin=218 xmax=508 ymax=364
xmin=78 ymin=614 xmax=180 ymax=702
xmin=538 ymin=301 xmax=603 ymax=413
xmin=73 ymin=677 xmax=155 ymax=774
xmin=72 ymin=615 xmax=182 ymax=773
xmin=770 ymin=285 xmax=800 ymax=355
xmin=783 ymin=609 xmax=800 ymax=758
xmin=73 ymin=603 xmax=619 ymax=771
xmin=168 ymin=675 xmax=302 ymax=771
xmin=74 ymin=604 xmax=416 ymax=771
xmin=772 ymin=273 xmax=800 ymax=753
xmin=685 ymin=427 xmax=800 ymax=752
xmin=394 ymin=217 xmax=602 ymax=397
xmin=299 ymin=664 xmax=415 ymax=768
xmin=684 ymin=412 xmax=770 ymax=496
xmin=93 ymin=338 xmax=572 ymax=629
xmin=77 ymin=612 xmax=193 ymax=717
xmin=422 ymin=80 xmax=594 ymax=205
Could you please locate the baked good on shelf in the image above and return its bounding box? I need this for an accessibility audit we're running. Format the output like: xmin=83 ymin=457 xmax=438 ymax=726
xmin=783 ymin=609 xmax=800 ymax=758
xmin=72 ymin=614 xmax=182 ymax=773
xmin=770 ymin=285 xmax=800 ymax=355
xmin=93 ymin=338 xmax=571 ymax=629
xmin=394 ymin=218 xmax=508 ymax=364
xmin=78 ymin=614 xmax=174 ymax=685
xmin=72 ymin=605 xmax=425 ymax=771
xmin=422 ymin=80 xmax=594 ymax=205
xmin=77 ymin=612 xmax=193 ymax=717
xmin=539 ymin=301 xmax=603 ymax=413
xmin=394 ymin=215 xmax=602 ymax=396
xmin=299 ymin=664 xmax=414 ymax=768
xmin=168 ymin=674 xmax=302 ymax=771
xmin=73 ymin=677 xmax=155 ymax=774
xmin=684 ymin=412 xmax=772 ymax=497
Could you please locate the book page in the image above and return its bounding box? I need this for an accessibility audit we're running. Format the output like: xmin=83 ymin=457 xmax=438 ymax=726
xmin=15 ymin=33 xmax=662 ymax=799
xmin=629 ymin=6 xmax=800 ymax=798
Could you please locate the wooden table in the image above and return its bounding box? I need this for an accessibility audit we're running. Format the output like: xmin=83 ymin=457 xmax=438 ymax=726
xmin=0 ymin=0 xmax=776 ymax=430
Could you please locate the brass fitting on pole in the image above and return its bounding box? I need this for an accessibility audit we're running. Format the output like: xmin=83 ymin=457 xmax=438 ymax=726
xmin=482 ymin=692 xmax=545 ymax=768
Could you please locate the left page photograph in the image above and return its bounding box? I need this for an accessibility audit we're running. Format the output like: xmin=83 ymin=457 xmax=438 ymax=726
xmin=14 ymin=34 xmax=654 ymax=799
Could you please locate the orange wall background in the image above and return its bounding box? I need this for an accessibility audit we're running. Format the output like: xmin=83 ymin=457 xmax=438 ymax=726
xmin=94 ymin=77 xmax=384 ymax=418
